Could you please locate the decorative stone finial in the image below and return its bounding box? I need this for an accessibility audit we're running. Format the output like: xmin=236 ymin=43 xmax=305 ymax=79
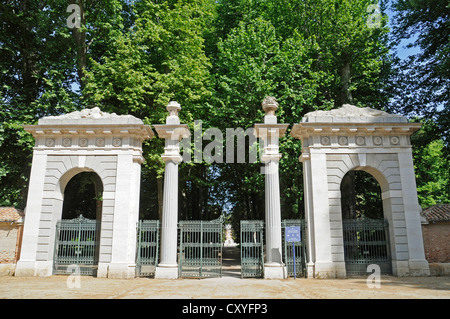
xmin=166 ymin=101 xmax=181 ymax=124
xmin=262 ymin=96 xmax=279 ymax=116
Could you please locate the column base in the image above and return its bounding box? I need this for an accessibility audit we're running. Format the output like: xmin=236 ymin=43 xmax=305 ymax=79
xmin=264 ymin=263 xmax=287 ymax=279
xmin=392 ymin=260 xmax=430 ymax=277
xmin=107 ymin=263 xmax=136 ymax=279
xmin=15 ymin=260 xmax=53 ymax=277
xmin=155 ymin=265 xmax=178 ymax=279
xmin=97 ymin=263 xmax=109 ymax=278
xmin=314 ymin=261 xmax=336 ymax=279
xmin=307 ymin=262 xmax=315 ymax=278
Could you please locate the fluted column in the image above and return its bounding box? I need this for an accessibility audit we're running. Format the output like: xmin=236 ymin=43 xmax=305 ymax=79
xmin=153 ymin=101 xmax=190 ymax=279
xmin=254 ymin=97 xmax=289 ymax=279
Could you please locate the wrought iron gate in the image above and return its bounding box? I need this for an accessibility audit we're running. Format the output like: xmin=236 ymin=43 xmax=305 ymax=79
xmin=136 ymin=220 xmax=160 ymax=277
xmin=53 ymin=215 xmax=99 ymax=276
xmin=282 ymin=219 xmax=307 ymax=278
xmin=342 ymin=218 xmax=392 ymax=275
xmin=240 ymin=220 xmax=264 ymax=278
xmin=178 ymin=218 xmax=223 ymax=278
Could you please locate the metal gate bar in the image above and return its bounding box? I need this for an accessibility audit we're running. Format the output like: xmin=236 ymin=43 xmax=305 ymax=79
xmin=178 ymin=218 xmax=222 ymax=278
xmin=136 ymin=220 xmax=160 ymax=277
xmin=53 ymin=215 xmax=99 ymax=276
xmin=342 ymin=218 xmax=391 ymax=275
xmin=240 ymin=220 xmax=264 ymax=278
xmin=282 ymin=219 xmax=307 ymax=278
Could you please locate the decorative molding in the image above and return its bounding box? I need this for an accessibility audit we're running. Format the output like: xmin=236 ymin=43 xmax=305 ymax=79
xmin=45 ymin=138 xmax=55 ymax=147
xmin=321 ymin=136 xmax=331 ymax=146
xmin=390 ymin=136 xmax=400 ymax=145
xmin=355 ymin=136 xmax=366 ymax=146
xmin=96 ymin=138 xmax=105 ymax=147
xmin=338 ymin=136 xmax=348 ymax=146
xmin=373 ymin=136 xmax=383 ymax=146
xmin=113 ymin=138 xmax=122 ymax=147
xmin=79 ymin=138 xmax=88 ymax=147
xmin=62 ymin=138 xmax=72 ymax=147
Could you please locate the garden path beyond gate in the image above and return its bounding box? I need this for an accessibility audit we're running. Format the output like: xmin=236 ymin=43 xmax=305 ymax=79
xmin=178 ymin=218 xmax=223 ymax=278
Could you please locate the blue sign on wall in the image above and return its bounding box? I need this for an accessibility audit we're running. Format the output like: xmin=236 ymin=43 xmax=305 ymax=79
xmin=285 ymin=226 xmax=301 ymax=242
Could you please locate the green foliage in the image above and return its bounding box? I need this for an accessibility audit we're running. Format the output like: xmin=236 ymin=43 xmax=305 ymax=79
xmin=389 ymin=0 xmax=449 ymax=146
xmin=1 ymin=0 xmax=447 ymax=220
xmin=411 ymin=123 xmax=450 ymax=208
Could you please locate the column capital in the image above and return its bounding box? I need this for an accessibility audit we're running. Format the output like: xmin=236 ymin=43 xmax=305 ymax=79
xmin=153 ymin=124 xmax=190 ymax=140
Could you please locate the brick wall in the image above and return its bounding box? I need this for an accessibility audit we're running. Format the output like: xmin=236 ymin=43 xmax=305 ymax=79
xmin=0 ymin=224 xmax=20 ymax=264
xmin=422 ymin=222 xmax=450 ymax=263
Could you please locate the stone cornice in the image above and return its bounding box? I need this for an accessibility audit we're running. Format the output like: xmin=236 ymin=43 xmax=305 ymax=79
xmin=291 ymin=122 xmax=422 ymax=139
xmin=254 ymin=123 xmax=289 ymax=138
xmin=23 ymin=124 xmax=154 ymax=140
xmin=153 ymin=124 xmax=190 ymax=140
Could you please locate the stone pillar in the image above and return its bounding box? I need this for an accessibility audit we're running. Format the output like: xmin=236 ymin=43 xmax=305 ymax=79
xmin=154 ymin=102 xmax=190 ymax=279
xmin=300 ymin=148 xmax=316 ymax=278
xmin=254 ymin=97 xmax=288 ymax=279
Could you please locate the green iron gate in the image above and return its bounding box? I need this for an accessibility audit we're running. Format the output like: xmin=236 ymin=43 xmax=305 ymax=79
xmin=178 ymin=218 xmax=223 ymax=278
xmin=240 ymin=220 xmax=264 ymax=278
xmin=53 ymin=215 xmax=99 ymax=276
xmin=282 ymin=219 xmax=308 ymax=278
xmin=342 ymin=218 xmax=392 ymax=275
xmin=136 ymin=220 xmax=160 ymax=277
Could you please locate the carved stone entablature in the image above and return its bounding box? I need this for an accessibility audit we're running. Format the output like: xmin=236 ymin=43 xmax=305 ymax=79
xmin=291 ymin=104 xmax=421 ymax=150
xmin=23 ymin=108 xmax=154 ymax=151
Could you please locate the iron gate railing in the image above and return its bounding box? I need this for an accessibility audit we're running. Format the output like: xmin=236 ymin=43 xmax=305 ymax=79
xmin=240 ymin=220 xmax=264 ymax=278
xmin=282 ymin=219 xmax=307 ymax=278
xmin=53 ymin=215 xmax=99 ymax=276
xmin=342 ymin=218 xmax=392 ymax=275
xmin=136 ymin=220 xmax=160 ymax=277
xmin=178 ymin=218 xmax=223 ymax=278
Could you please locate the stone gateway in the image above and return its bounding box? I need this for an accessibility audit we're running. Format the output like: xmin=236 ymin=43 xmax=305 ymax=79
xmin=16 ymin=101 xmax=429 ymax=278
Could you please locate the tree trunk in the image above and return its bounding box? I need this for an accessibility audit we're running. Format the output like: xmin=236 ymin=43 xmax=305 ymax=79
xmin=337 ymin=57 xmax=353 ymax=106
xmin=69 ymin=0 xmax=87 ymax=89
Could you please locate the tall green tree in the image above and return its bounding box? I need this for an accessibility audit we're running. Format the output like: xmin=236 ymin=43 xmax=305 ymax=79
xmin=0 ymin=0 xmax=79 ymax=207
xmin=211 ymin=1 xmax=392 ymax=221
xmin=82 ymin=0 xmax=216 ymax=219
xmin=390 ymin=0 xmax=449 ymax=145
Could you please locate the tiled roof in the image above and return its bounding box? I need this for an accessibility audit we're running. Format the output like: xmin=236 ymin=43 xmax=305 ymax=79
xmin=0 ymin=207 xmax=24 ymax=222
xmin=421 ymin=204 xmax=450 ymax=223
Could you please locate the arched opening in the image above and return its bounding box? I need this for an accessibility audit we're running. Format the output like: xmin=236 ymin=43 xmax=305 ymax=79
xmin=341 ymin=169 xmax=392 ymax=276
xmin=62 ymin=172 xmax=103 ymax=220
xmin=340 ymin=170 xmax=383 ymax=220
xmin=53 ymin=171 xmax=103 ymax=276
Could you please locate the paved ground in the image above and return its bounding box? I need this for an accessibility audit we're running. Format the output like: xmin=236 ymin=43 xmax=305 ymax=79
xmin=1 ymin=247 xmax=449 ymax=299
xmin=1 ymin=274 xmax=449 ymax=299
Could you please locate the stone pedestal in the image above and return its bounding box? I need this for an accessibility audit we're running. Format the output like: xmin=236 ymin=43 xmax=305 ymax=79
xmin=153 ymin=102 xmax=190 ymax=279
xmin=254 ymin=97 xmax=288 ymax=279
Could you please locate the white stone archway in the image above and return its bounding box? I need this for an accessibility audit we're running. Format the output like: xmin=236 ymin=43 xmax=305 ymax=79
xmin=15 ymin=108 xmax=153 ymax=278
xmin=291 ymin=104 xmax=430 ymax=278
